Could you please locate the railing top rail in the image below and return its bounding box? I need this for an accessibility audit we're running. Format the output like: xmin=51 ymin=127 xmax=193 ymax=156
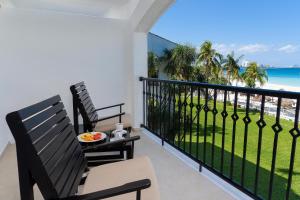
xmin=139 ymin=77 xmax=300 ymax=99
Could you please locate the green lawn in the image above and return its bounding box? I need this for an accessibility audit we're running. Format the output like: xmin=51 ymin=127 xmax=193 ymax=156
xmin=148 ymin=94 xmax=300 ymax=200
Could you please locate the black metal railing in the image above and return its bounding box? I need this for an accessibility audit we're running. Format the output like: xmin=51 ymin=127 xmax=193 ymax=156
xmin=140 ymin=77 xmax=300 ymax=200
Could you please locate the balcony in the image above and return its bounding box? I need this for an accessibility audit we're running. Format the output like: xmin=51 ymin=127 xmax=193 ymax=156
xmin=1 ymin=0 xmax=300 ymax=200
xmin=1 ymin=78 xmax=299 ymax=200
xmin=140 ymin=77 xmax=300 ymax=200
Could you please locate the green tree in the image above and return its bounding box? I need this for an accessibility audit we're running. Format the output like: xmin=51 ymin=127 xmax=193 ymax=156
xmin=161 ymin=49 xmax=176 ymax=78
xmin=192 ymin=66 xmax=206 ymax=82
xmin=241 ymin=62 xmax=268 ymax=88
xmin=196 ymin=41 xmax=217 ymax=82
xmin=148 ymin=52 xmax=158 ymax=78
xmin=211 ymin=53 xmax=227 ymax=84
xmin=170 ymin=44 xmax=196 ymax=80
xmin=224 ymin=52 xmax=243 ymax=86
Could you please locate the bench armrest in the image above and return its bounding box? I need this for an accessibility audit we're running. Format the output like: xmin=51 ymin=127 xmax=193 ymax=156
xmin=81 ymin=135 xmax=140 ymax=152
xmin=56 ymin=179 xmax=151 ymax=200
xmin=90 ymin=112 xmax=125 ymax=123
xmin=94 ymin=103 xmax=125 ymax=112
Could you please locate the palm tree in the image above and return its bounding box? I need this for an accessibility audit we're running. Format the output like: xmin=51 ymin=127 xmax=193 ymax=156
xmin=192 ymin=66 xmax=206 ymax=82
xmin=224 ymin=52 xmax=243 ymax=86
xmin=148 ymin=52 xmax=158 ymax=78
xmin=161 ymin=49 xmax=176 ymax=78
xmin=196 ymin=41 xmax=216 ymax=82
xmin=241 ymin=62 xmax=268 ymax=88
xmin=170 ymin=44 xmax=196 ymax=80
xmin=211 ymin=53 xmax=227 ymax=84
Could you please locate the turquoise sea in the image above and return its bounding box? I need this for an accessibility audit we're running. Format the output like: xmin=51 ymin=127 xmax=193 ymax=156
xmin=241 ymin=68 xmax=300 ymax=87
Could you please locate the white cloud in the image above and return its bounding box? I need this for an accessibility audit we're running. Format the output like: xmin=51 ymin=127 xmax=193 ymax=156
xmin=277 ymin=44 xmax=298 ymax=53
xmin=237 ymin=44 xmax=269 ymax=53
xmin=200 ymin=43 xmax=298 ymax=55
xmin=211 ymin=43 xmax=269 ymax=54
xmin=214 ymin=43 xmax=236 ymax=54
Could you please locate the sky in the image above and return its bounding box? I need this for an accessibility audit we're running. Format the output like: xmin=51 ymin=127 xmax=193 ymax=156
xmin=151 ymin=0 xmax=300 ymax=67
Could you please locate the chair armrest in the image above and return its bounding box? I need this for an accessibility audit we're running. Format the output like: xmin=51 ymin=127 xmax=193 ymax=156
xmin=94 ymin=103 xmax=125 ymax=112
xmin=90 ymin=112 xmax=125 ymax=123
xmin=82 ymin=135 xmax=140 ymax=152
xmin=56 ymin=179 xmax=151 ymax=200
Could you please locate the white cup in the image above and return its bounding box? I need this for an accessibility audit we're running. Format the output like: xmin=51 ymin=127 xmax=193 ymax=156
xmin=114 ymin=131 xmax=123 ymax=138
xmin=115 ymin=123 xmax=123 ymax=131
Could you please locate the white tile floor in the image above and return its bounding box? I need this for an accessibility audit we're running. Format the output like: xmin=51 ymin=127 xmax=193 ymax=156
xmin=0 ymin=131 xmax=235 ymax=200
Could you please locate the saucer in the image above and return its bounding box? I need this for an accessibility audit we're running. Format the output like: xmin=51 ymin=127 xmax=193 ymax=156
xmin=112 ymin=129 xmax=127 ymax=135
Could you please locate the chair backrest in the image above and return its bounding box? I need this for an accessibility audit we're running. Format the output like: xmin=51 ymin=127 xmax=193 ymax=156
xmin=6 ymin=95 xmax=87 ymax=200
xmin=70 ymin=82 xmax=98 ymax=133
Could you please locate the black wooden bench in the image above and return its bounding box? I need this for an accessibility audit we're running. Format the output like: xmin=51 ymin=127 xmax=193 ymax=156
xmin=70 ymin=82 xmax=137 ymax=164
xmin=6 ymin=95 xmax=159 ymax=200
xmin=70 ymin=82 xmax=131 ymax=135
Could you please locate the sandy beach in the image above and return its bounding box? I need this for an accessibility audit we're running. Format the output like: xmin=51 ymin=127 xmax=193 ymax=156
xmin=262 ymin=83 xmax=300 ymax=93
xmin=232 ymin=80 xmax=300 ymax=93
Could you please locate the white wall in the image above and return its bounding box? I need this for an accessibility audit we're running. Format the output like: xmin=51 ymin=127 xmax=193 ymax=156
xmin=0 ymin=8 xmax=133 ymax=154
xmin=132 ymin=32 xmax=148 ymax=127
xmin=0 ymin=0 xmax=175 ymax=155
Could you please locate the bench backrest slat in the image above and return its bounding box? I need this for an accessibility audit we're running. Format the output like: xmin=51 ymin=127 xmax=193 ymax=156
xmin=6 ymin=95 xmax=87 ymax=199
xmin=70 ymin=82 xmax=98 ymax=133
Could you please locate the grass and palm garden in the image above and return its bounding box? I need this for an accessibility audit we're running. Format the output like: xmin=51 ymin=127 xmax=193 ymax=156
xmin=147 ymin=92 xmax=299 ymax=200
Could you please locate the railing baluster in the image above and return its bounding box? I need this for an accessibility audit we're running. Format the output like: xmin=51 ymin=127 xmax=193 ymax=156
xmin=152 ymin=81 xmax=155 ymax=132
xmin=183 ymin=85 xmax=188 ymax=151
xmin=268 ymin=97 xmax=282 ymax=200
xmin=221 ymin=90 xmax=228 ymax=174
xmin=230 ymin=91 xmax=239 ymax=179
xmin=189 ymin=86 xmax=194 ymax=155
xmin=146 ymin=80 xmax=149 ymax=127
xmin=159 ymin=82 xmax=163 ymax=144
xmin=286 ymin=98 xmax=300 ymax=200
xmin=164 ymin=84 xmax=168 ymax=141
xmin=178 ymin=85 xmax=182 ymax=148
xmin=156 ymin=81 xmax=159 ymax=134
xmin=168 ymin=83 xmax=172 ymax=143
xmin=254 ymin=95 xmax=266 ymax=194
xmin=196 ymin=87 xmax=201 ymax=160
xmin=203 ymin=87 xmax=209 ymax=163
xmin=173 ymin=84 xmax=176 ymax=145
xmin=142 ymin=80 xmax=145 ymax=126
xmin=211 ymin=89 xmax=218 ymax=167
xmin=241 ymin=93 xmax=251 ymax=186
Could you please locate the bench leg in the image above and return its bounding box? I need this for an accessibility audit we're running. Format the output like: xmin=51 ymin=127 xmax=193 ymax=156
xmin=17 ymin=149 xmax=34 ymax=200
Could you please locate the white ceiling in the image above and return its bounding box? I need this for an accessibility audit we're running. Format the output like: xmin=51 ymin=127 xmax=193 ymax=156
xmin=3 ymin=0 xmax=140 ymax=19
xmin=1 ymin=0 xmax=175 ymax=32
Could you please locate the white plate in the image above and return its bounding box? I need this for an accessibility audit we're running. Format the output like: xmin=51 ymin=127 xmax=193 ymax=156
xmin=77 ymin=132 xmax=107 ymax=143
xmin=112 ymin=130 xmax=127 ymax=134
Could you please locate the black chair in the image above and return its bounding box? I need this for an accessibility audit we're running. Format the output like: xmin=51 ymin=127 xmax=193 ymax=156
xmin=70 ymin=82 xmax=131 ymax=135
xmin=6 ymin=95 xmax=159 ymax=200
xmin=70 ymin=82 xmax=137 ymax=164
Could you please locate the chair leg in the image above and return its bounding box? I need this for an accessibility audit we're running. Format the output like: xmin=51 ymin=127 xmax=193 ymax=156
xmin=17 ymin=149 xmax=34 ymax=200
xmin=19 ymin=169 xmax=34 ymax=200
xmin=136 ymin=190 xmax=141 ymax=200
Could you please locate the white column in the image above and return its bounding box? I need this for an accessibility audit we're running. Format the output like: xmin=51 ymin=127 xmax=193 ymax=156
xmin=132 ymin=32 xmax=147 ymax=128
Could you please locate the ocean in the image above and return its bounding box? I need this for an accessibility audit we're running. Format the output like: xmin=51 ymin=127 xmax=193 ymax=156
xmin=265 ymin=68 xmax=300 ymax=87
xmin=241 ymin=68 xmax=300 ymax=87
